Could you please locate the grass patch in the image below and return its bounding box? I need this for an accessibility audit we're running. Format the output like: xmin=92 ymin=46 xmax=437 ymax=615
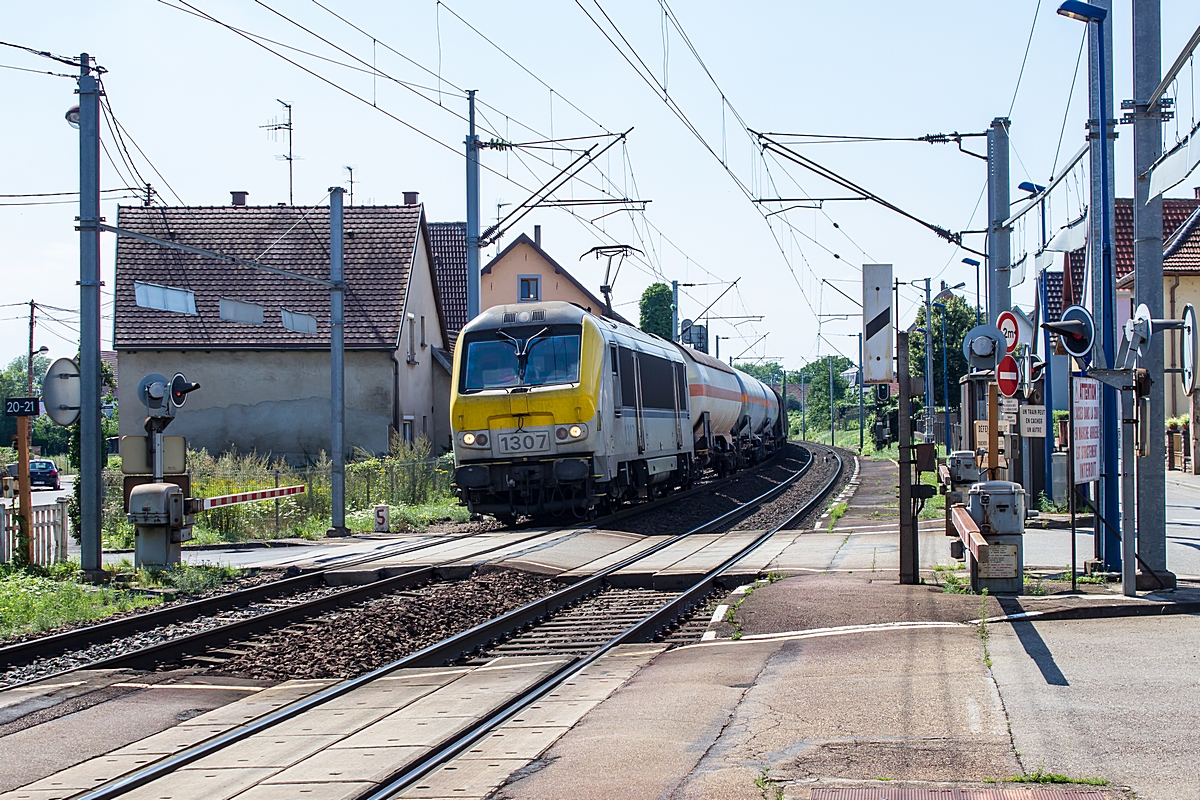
xmin=0 ymin=563 xmax=160 ymax=640
xmin=932 ymin=562 xmax=972 ymax=594
xmin=754 ymin=767 xmax=785 ymax=800
xmin=827 ymin=502 xmax=848 ymax=532
xmin=1006 ymin=767 xmax=1108 ymax=785
xmin=346 ymin=499 xmax=471 ymax=532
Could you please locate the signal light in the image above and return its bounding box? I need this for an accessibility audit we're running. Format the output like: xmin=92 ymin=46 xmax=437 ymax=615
xmin=170 ymin=373 xmax=201 ymax=408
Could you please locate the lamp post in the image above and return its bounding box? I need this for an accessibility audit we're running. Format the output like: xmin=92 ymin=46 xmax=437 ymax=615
xmin=1058 ymin=0 xmax=1119 ymax=572
xmin=963 ymin=257 xmax=982 ymax=325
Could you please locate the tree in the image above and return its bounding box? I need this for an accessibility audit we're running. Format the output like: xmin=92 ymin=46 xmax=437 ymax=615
xmin=639 ymin=283 xmax=673 ymax=339
xmin=733 ymin=361 xmax=783 ymax=386
xmin=908 ymin=294 xmax=975 ymax=408
xmin=793 ymin=356 xmax=852 ymax=435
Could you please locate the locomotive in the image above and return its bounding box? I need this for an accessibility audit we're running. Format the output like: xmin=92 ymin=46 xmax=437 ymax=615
xmin=450 ymin=301 xmax=785 ymax=522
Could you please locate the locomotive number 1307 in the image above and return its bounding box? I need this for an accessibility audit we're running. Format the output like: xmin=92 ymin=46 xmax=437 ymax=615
xmin=497 ymin=432 xmax=550 ymax=454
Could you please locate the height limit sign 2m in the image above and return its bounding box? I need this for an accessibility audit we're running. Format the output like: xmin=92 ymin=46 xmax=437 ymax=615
xmin=996 ymin=310 xmax=1020 ymax=354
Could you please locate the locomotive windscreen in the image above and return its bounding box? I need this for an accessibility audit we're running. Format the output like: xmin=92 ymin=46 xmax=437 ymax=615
xmin=461 ymin=324 xmax=582 ymax=392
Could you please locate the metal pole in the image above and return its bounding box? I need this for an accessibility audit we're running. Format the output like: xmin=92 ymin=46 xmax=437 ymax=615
xmin=1133 ymin=0 xmax=1173 ymax=587
xmin=78 ymin=53 xmax=103 ymax=578
xmin=986 ymin=117 xmax=1012 ymax=326
xmin=465 ymin=90 xmax=481 ymax=322
xmin=941 ymin=306 xmax=949 ymax=451
xmin=1090 ymin=5 xmax=1122 ymax=572
xmin=858 ymin=332 xmax=865 ymax=452
xmin=329 ymin=187 xmax=347 ymax=535
xmin=924 ymin=278 xmax=935 ymax=443
xmin=671 ymin=280 xmax=679 ymax=342
xmin=1040 ymin=274 xmax=1056 ymax=499
xmin=898 ymin=331 xmax=917 ymax=584
xmin=18 ymin=301 xmax=34 ymax=563
xmin=1069 ymin=366 xmax=1078 ymax=592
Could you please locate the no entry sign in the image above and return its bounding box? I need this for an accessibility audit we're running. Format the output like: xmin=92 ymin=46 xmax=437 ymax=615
xmin=997 ymin=355 xmax=1020 ymax=397
xmin=997 ymin=311 xmax=1020 ymax=354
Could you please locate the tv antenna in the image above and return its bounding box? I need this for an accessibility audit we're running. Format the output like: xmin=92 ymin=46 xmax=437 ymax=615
xmin=344 ymin=166 xmax=355 ymax=205
xmin=261 ymin=99 xmax=294 ymax=204
xmin=580 ymin=245 xmax=643 ymax=316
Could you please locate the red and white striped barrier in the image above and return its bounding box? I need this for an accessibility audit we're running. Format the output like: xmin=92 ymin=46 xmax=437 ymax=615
xmin=199 ymin=485 xmax=306 ymax=510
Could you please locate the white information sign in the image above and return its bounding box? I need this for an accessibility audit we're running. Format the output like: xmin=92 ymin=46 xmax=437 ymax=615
xmin=978 ymin=544 xmax=1019 ymax=578
xmin=1072 ymin=378 xmax=1101 ymax=483
xmin=1020 ymin=405 xmax=1047 ymax=438
xmin=999 ymin=396 xmax=1019 ymax=425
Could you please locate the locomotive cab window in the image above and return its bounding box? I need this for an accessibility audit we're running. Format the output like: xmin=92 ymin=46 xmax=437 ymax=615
xmin=461 ymin=323 xmax=582 ymax=392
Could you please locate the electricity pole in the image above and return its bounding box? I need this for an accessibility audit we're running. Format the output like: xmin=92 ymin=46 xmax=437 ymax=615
xmin=923 ymin=278 xmax=935 ymax=443
xmin=465 ymin=90 xmax=481 ymax=321
xmin=829 ymin=354 xmax=835 ymax=446
xmin=986 ymin=117 xmax=1012 ymax=326
xmin=329 ymin=187 xmax=347 ymax=536
xmin=671 ymin=280 xmax=679 ymax=342
xmin=1132 ymin=0 xmax=1173 ymax=586
xmin=858 ymin=332 xmax=864 ymax=452
xmin=77 ymin=53 xmax=103 ymax=579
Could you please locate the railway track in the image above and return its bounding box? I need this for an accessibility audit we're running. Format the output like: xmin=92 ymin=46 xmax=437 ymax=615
xmin=0 ymin=443 xmax=801 ymax=688
xmin=65 ymin=442 xmax=842 ymax=800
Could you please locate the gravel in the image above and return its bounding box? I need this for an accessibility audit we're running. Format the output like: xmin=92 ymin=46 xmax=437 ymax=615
xmin=0 ymin=585 xmax=348 ymax=688
xmin=207 ymin=568 xmax=558 ymax=681
xmin=732 ymin=444 xmax=850 ymax=532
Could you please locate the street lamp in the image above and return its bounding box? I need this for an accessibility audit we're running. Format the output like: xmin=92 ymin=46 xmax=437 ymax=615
xmin=1058 ymin=0 xmax=1119 ymax=573
xmin=963 ymin=257 xmax=982 ymax=325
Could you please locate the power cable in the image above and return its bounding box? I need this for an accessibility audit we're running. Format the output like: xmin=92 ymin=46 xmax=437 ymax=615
xmin=1008 ymin=0 xmax=1043 ymax=117
xmin=0 ymin=62 xmax=75 ymax=79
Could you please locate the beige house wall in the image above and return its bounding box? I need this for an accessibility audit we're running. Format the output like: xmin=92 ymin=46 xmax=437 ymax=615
xmin=481 ymin=241 xmax=605 ymax=314
xmin=394 ymin=229 xmax=453 ymax=453
xmin=1120 ymin=274 xmax=1200 ymax=419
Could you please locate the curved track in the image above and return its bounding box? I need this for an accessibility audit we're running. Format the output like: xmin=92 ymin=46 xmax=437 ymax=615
xmin=69 ymin=444 xmax=842 ymax=800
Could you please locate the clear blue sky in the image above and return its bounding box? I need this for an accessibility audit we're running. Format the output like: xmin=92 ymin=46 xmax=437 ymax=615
xmin=1 ymin=1 xmax=1196 ymax=374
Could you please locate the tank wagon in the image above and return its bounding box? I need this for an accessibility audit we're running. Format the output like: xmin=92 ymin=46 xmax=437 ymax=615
xmin=450 ymin=301 xmax=784 ymax=521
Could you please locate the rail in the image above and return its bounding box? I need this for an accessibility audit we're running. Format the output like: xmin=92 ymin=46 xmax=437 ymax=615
xmin=76 ymin=444 xmax=841 ymax=800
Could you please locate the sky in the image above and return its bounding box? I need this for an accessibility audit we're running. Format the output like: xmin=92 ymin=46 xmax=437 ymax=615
xmin=1 ymin=0 xmax=1198 ymax=377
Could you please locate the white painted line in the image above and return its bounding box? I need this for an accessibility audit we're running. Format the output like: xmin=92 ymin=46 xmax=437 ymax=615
xmin=675 ymin=620 xmax=967 ymax=651
xmin=5 ymin=681 xmax=86 ymax=692
xmin=113 ymin=683 xmax=264 ymax=692
xmin=710 ymin=604 xmax=729 ymax=624
xmin=701 ymin=631 xmax=717 ymax=641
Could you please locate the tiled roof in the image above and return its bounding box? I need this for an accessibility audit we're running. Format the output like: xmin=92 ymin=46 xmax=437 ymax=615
xmin=1114 ymin=197 xmax=1200 ymax=279
xmin=1042 ymin=270 xmax=1064 ymax=323
xmin=114 ymin=205 xmax=425 ymax=350
xmin=1164 ymin=206 xmax=1200 ymax=274
xmin=100 ymin=350 xmax=118 ymax=390
xmin=1064 ymin=249 xmax=1087 ymax=308
xmin=428 ymin=222 xmax=468 ymax=338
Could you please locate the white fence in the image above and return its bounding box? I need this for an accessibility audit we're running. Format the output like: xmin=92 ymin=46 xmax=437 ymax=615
xmin=1 ymin=499 xmax=70 ymax=565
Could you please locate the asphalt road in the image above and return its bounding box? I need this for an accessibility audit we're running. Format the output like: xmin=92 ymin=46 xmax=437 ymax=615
xmin=29 ymin=474 xmax=71 ymax=507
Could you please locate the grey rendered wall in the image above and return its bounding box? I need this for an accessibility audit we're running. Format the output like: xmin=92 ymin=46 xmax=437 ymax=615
xmin=395 ymin=225 xmax=453 ymax=453
xmin=117 ymin=349 xmax=393 ymax=464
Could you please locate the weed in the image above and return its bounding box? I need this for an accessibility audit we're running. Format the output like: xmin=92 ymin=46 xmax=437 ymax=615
xmin=765 ymin=572 xmax=785 ymax=584
xmin=1036 ymin=492 xmax=1068 ymax=514
xmin=1023 ymin=573 xmax=1047 ymax=596
xmin=136 ymin=563 xmax=243 ymax=595
xmin=871 ymin=547 xmax=877 ymax=572
xmin=932 ymin=562 xmax=972 ymax=594
xmin=754 ymin=767 xmax=784 ymax=800
xmin=1077 ymin=573 xmax=1107 ymax=585
xmin=827 ymin=502 xmax=848 ymax=532
xmin=731 ymin=630 xmax=742 ymax=640
xmin=0 ymin=564 xmax=159 ymax=639
xmin=1006 ymin=767 xmax=1108 ymax=786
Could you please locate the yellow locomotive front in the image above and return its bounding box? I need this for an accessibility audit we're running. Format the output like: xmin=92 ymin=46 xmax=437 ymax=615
xmin=450 ymin=302 xmax=605 ymax=521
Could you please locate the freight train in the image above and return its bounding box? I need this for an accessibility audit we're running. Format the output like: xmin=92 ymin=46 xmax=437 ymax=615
xmin=449 ymin=301 xmax=785 ymax=522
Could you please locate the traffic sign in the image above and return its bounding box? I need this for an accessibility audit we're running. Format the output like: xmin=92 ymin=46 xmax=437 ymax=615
xmin=997 ymin=355 xmax=1021 ymax=397
xmin=997 ymin=311 xmax=1020 ymax=354
xmin=1043 ymin=305 xmax=1094 ymax=360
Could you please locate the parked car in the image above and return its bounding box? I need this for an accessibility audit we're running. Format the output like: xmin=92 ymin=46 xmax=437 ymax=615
xmin=4 ymin=460 xmax=62 ymax=491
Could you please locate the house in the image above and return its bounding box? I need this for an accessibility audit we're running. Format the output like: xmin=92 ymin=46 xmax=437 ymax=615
xmin=113 ymin=194 xmax=452 ymax=462
xmin=1110 ymin=191 xmax=1200 ymax=417
xmin=480 ymin=226 xmax=632 ymax=325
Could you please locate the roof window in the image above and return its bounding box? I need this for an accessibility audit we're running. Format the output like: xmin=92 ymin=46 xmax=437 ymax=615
xmin=134 ymin=281 xmax=197 ymax=315
xmin=219 ymin=298 xmax=265 ymax=326
xmin=281 ymin=308 xmax=318 ymax=335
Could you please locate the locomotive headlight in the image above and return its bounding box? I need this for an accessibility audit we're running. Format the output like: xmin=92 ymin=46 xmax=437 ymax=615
xmin=460 ymin=431 xmax=489 ymax=448
xmin=556 ymin=424 xmax=588 ymax=442
xmin=462 ymin=432 xmax=476 ymax=445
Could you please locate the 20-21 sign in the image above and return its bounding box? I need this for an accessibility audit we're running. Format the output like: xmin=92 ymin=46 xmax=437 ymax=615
xmin=4 ymin=398 xmax=39 ymax=417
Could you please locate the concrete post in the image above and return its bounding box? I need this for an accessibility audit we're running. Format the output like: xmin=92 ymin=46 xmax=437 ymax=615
xmin=465 ymin=90 xmax=481 ymax=322
xmin=986 ymin=118 xmax=1011 ymax=327
xmin=898 ymin=331 xmax=918 ymax=584
xmin=77 ymin=53 xmax=103 ymax=578
xmin=1133 ymin=0 xmax=1173 ymax=586
xmin=671 ymin=280 xmax=679 ymax=342
xmin=329 ymin=187 xmax=347 ymax=535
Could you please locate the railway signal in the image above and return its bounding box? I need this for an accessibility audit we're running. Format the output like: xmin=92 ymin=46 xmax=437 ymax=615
xmin=962 ymin=324 xmax=1006 ymax=372
xmin=1042 ymin=305 xmax=1094 ymax=360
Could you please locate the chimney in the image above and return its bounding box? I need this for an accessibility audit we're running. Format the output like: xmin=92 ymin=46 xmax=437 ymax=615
xmin=230 ymin=191 xmax=248 ymax=206
xmin=1195 ymin=186 xmax=1200 ymax=200
xmin=403 ymin=191 xmax=419 ymax=205
xmin=534 ymin=225 xmax=542 ymax=248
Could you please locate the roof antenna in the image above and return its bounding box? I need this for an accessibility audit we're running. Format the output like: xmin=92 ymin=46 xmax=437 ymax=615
xmin=580 ymin=245 xmax=643 ymax=316
xmin=261 ymin=100 xmax=294 ymax=204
